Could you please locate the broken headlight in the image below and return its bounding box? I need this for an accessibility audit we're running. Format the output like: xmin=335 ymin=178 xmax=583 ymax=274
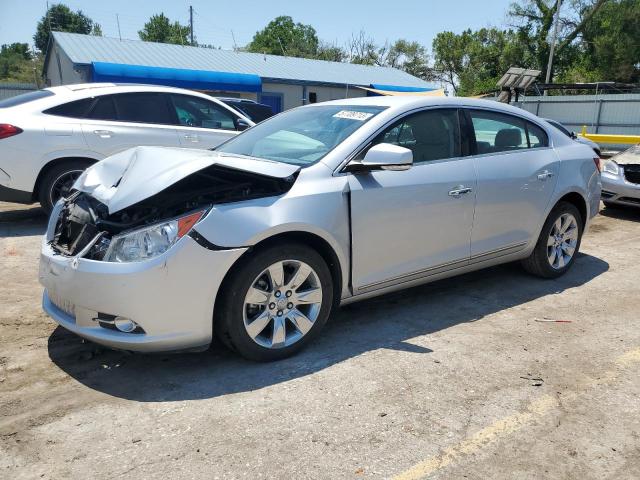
xmin=103 ymin=210 xmax=205 ymax=262
xmin=601 ymin=159 xmax=620 ymax=176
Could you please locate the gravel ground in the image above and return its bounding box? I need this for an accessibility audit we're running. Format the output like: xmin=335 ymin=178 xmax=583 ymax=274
xmin=1 ymin=200 xmax=639 ymax=480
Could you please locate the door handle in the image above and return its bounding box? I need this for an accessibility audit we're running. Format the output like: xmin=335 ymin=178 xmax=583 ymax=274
xmin=183 ymin=134 xmax=199 ymax=142
xmin=93 ymin=129 xmax=113 ymax=138
xmin=448 ymin=185 xmax=473 ymax=197
xmin=537 ymin=170 xmax=554 ymax=181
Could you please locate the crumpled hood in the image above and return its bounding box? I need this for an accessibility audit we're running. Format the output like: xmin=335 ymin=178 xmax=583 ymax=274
xmin=611 ymin=144 xmax=640 ymax=165
xmin=73 ymin=146 xmax=300 ymax=214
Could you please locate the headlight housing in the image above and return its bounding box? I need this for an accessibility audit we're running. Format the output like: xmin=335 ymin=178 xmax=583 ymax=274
xmin=601 ymin=159 xmax=620 ymax=176
xmin=104 ymin=210 xmax=205 ymax=262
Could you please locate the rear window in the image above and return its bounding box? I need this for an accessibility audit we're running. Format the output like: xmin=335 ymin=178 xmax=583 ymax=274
xmin=44 ymin=98 xmax=94 ymax=118
xmin=0 ymin=90 xmax=54 ymax=108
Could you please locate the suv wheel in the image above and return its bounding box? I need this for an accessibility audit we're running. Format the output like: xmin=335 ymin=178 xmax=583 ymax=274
xmin=215 ymin=243 xmax=333 ymax=361
xmin=522 ymin=201 xmax=583 ymax=278
xmin=38 ymin=160 xmax=90 ymax=213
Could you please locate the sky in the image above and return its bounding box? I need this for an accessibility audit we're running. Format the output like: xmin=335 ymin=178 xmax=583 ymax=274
xmin=0 ymin=0 xmax=515 ymax=52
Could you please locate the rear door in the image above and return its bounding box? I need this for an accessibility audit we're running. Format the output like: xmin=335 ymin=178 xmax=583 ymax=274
xmin=466 ymin=109 xmax=559 ymax=257
xmin=168 ymin=94 xmax=242 ymax=149
xmin=349 ymin=108 xmax=477 ymax=292
xmin=81 ymin=93 xmax=180 ymax=156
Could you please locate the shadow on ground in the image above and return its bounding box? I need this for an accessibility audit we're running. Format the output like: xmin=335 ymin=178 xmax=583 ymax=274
xmin=599 ymin=204 xmax=640 ymax=222
xmin=0 ymin=204 xmax=47 ymax=237
xmin=48 ymin=252 xmax=609 ymax=402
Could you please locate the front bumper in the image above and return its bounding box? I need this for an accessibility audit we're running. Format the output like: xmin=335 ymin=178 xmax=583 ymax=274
xmin=39 ymin=234 xmax=246 ymax=352
xmin=601 ymin=172 xmax=640 ymax=207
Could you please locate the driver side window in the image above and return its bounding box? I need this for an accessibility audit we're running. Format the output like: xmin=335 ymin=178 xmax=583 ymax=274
xmin=363 ymin=109 xmax=461 ymax=164
xmin=170 ymin=94 xmax=238 ymax=130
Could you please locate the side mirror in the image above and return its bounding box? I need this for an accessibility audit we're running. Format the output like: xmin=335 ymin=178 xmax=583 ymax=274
xmin=345 ymin=143 xmax=413 ymax=173
xmin=235 ymin=118 xmax=251 ymax=131
xmin=570 ymin=131 xmax=577 ymax=139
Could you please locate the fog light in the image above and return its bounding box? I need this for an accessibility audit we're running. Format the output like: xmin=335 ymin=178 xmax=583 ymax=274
xmin=114 ymin=317 xmax=137 ymax=333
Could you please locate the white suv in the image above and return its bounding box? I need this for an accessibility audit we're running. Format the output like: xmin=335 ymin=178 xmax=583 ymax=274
xmin=0 ymin=83 xmax=254 ymax=212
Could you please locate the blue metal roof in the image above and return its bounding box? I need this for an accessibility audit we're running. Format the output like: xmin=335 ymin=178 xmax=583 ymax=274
xmin=52 ymin=32 xmax=434 ymax=89
xmin=92 ymin=62 xmax=262 ymax=92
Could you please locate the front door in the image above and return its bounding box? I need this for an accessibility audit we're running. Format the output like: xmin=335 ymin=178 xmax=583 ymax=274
xmin=349 ymin=108 xmax=476 ymax=292
xmin=466 ymin=109 xmax=559 ymax=257
xmin=169 ymin=94 xmax=241 ymax=149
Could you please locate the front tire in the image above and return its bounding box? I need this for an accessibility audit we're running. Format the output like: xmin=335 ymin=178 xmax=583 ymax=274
xmin=522 ymin=202 xmax=583 ymax=278
xmin=215 ymin=243 xmax=334 ymax=361
xmin=38 ymin=160 xmax=90 ymax=213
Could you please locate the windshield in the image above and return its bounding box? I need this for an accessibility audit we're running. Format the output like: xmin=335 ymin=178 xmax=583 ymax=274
xmin=215 ymin=105 xmax=386 ymax=166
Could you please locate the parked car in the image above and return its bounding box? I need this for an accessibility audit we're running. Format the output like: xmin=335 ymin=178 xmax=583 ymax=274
xmin=216 ymin=97 xmax=274 ymax=123
xmin=39 ymin=97 xmax=601 ymax=361
xmin=600 ymin=144 xmax=640 ymax=208
xmin=544 ymin=118 xmax=601 ymax=156
xmin=0 ymin=83 xmax=254 ymax=212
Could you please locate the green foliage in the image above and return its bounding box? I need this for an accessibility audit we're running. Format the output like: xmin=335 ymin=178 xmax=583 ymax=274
xmin=0 ymin=44 xmax=42 ymax=83
xmin=34 ymin=4 xmax=100 ymax=52
xmin=385 ymin=40 xmax=432 ymax=80
xmin=576 ymin=0 xmax=640 ymax=82
xmin=246 ymin=16 xmax=319 ymax=58
xmin=138 ymin=13 xmax=190 ymax=45
xmin=433 ymin=28 xmax=531 ymax=95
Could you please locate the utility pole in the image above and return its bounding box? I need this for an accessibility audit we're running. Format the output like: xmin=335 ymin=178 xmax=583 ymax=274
xmin=189 ymin=6 xmax=194 ymax=46
xmin=545 ymin=0 xmax=562 ymax=91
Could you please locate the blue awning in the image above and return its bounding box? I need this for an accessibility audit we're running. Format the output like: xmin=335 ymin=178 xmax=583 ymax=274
xmin=91 ymin=62 xmax=262 ymax=93
xmin=370 ymin=83 xmax=434 ymax=93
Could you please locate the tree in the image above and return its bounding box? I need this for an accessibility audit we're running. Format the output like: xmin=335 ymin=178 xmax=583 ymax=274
xmin=0 ymin=43 xmax=42 ymax=83
xmin=571 ymin=0 xmax=640 ymax=82
xmin=316 ymin=42 xmax=346 ymax=62
xmin=246 ymin=16 xmax=319 ymax=58
xmin=432 ymin=28 xmax=532 ymax=95
xmin=385 ymin=40 xmax=433 ymax=80
xmin=34 ymin=3 xmax=100 ymax=53
xmin=508 ymin=0 xmax=610 ymax=81
xmin=346 ymin=31 xmax=382 ymax=65
xmin=138 ymin=13 xmax=190 ymax=45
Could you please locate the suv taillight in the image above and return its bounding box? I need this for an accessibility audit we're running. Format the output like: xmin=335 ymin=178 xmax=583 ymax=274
xmin=593 ymin=157 xmax=601 ymax=173
xmin=0 ymin=124 xmax=23 ymax=140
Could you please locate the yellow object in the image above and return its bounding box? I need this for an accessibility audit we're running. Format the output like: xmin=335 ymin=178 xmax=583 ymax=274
xmin=356 ymin=86 xmax=446 ymax=97
xmin=580 ymin=126 xmax=640 ymax=145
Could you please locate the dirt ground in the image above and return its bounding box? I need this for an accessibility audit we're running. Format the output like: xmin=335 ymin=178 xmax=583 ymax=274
xmin=1 ymin=200 xmax=639 ymax=480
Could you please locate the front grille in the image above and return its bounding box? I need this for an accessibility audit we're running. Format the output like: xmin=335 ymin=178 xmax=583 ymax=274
xmin=623 ymin=164 xmax=640 ymax=185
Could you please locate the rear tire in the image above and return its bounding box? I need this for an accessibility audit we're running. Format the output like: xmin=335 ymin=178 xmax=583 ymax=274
xmin=215 ymin=243 xmax=334 ymax=361
xmin=38 ymin=160 xmax=90 ymax=214
xmin=521 ymin=202 xmax=583 ymax=278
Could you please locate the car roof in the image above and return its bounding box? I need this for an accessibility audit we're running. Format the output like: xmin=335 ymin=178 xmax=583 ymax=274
xmin=313 ymin=95 xmax=549 ymax=124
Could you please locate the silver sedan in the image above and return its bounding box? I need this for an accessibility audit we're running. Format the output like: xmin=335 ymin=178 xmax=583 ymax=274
xmin=39 ymin=97 xmax=601 ymax=361
xmin=600 ymin=144 xmax=640 ymax=208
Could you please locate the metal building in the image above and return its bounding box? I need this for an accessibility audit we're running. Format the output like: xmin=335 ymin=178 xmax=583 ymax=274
xmin=43 ymin=32 xmax=435 ymax=112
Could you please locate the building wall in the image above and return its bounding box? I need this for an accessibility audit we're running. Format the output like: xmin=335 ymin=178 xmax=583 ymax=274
xmin=262 ymin=82 xmax=366 ymax=111
xmin=46 ymin=45 xmax=87 ymax=86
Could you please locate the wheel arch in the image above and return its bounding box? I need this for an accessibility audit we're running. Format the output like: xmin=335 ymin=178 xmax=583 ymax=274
xmin=555 ymin=191 xmax=588 ymax=229
xmin=216 ymin=230 xmax=345 ymax=314
xmin=32 ymin=156 xmax=97 ymax=201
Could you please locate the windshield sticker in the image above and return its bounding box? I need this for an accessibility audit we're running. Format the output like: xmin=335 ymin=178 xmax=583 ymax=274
xmin=333 ymin=110 xmax=374 ymax=121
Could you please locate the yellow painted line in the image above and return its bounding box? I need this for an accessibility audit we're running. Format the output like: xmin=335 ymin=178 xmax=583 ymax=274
xmin=392 ymin=347 xmax=640 ymax=480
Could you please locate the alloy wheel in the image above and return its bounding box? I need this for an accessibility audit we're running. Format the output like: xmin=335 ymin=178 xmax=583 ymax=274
xmin=49 ymin=169 xmax=83 ymax=206
xmin=243 ymin=259 xmax=323 ymax=349
xmin=547 ymin=213 xmax=578 ymax=269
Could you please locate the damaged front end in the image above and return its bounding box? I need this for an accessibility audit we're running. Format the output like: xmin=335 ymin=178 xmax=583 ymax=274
xmin=48 ymin=158 xmax=298 ymax=262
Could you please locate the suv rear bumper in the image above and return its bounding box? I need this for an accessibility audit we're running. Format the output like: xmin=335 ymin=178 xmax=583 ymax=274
xmin=0 ymin=184 xmax=33 ymax=203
